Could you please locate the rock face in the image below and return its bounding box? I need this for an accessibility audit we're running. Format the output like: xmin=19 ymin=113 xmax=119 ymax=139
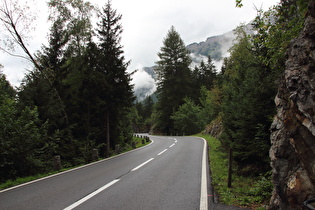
xmin=203 ymin=116 xmax=223 ymax=138
xmin=269 ymin=2 xmax=315 ymax=209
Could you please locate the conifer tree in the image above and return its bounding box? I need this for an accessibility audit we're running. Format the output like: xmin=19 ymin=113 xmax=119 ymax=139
xmin=97 ymin=0 xmax=134 ymax=155
xmin=153 ymin=26 xmax=192 ymax=134
xmin=221 ymin=26 xmax=275 ymax=173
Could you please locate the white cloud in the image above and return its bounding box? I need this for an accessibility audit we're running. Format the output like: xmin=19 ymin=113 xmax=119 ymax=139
xmin=131 ymin=65 xmax=156 ymax=95
xmin=1 ymin=0 xmax=279 ymax=87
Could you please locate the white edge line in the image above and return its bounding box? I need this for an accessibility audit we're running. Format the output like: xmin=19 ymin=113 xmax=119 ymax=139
xmin=199 ymin=138 xmax=208 ymax=210
xmin=131 ymin=158 xmax=154 ymax=171
xmin=63 ymin=179 xmax=120 ymax=210
xmin=0 ymin=139 xmax=154 ymax=194
xmin=157 ymin=149 xmax=168 ymax=156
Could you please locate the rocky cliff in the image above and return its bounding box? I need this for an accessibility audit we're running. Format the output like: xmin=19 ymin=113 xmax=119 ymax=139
xmin=186 ymin=30 xmax=235 ymax=61
xmin=269 ymin=1 xmax=315 ymax=209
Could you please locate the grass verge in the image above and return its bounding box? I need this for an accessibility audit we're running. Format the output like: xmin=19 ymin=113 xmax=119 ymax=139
xmin=196 ymin=134 xmax=272 ymax=210
xmin=0 ymin=135 xmax=150 ymax=191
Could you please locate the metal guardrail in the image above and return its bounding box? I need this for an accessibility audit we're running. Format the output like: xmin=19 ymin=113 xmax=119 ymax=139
xmin=304 ymin=198 xmax=315 ymax=210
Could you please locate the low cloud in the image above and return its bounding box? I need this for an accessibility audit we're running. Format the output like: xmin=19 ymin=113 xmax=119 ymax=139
xmin=131 ymin=66 xmax=157 ymax=96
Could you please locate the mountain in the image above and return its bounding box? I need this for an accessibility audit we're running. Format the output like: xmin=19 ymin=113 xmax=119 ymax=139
xmin=187 ymin=30 xmax=235 ymax=62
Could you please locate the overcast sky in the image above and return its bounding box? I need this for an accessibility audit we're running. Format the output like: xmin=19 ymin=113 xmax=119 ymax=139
xmin=1 ymin=0 xmax=279 ymax=88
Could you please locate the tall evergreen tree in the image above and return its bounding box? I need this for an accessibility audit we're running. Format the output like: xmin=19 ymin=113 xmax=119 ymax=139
xmin=97 ymin=0 xmax=134 ymax=155
xmin=153 ymin=26 xmax=192 ymax=134
xmin=221 ymin=26 xmax=275 ymax=173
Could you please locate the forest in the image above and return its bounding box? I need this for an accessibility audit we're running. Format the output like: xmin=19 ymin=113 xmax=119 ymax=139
xmin=0 ymin=0 xmax=310 ymax=191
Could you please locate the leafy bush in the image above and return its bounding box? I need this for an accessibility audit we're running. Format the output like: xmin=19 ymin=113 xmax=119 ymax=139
xmin=171 ymin=98 xmax=207 ymax=135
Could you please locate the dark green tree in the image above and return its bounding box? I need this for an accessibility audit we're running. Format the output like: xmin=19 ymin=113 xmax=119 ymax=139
xmin=200 ymin=85 xmax=222 ymax=124
xmin=0 ymin=72 xmax=48 ymax=182
xmin=0 ymin=65 xmax=16 ymax=100
xmin=221 ymin=26 xmax=275 ymax=173
xmin=97 ymin=0 xmax=134 ymax=155
xmin=153 ymin=26 xmax=192 ymax=134
xmin=192 ymin=56 xmax=217 ymax=104
xmin=251 ymin=0 xmax=309 ymax=75
xmin=134 ymin=96 xmax=155 ymax=132
xmin=143 ymin=96 xmax=154 ymax=120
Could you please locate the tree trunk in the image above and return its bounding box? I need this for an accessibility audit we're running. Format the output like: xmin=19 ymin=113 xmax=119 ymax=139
xmin=228 ymin=148 xmax=233 ymax=188
xmin=106 ymin=110 xmax=110 ymax=157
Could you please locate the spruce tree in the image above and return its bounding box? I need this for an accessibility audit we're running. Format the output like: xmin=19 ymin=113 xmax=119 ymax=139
xmin=153 ymin=26 xmax=192 ymax=134
xmin=97 ymin=0 xmax=134 ymax=155
xmin=221 ymin=26 xmax=275 ymax=173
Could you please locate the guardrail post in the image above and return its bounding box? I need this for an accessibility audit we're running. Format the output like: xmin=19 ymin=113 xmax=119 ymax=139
xmin=304 ymin=198 xmax=315 ymax=209
xmin=115 ymin=144 xmax=121 ymax=154
xmin=228 ymin=148 xmax=233 ymax=188
xmin=92 ymin=149 xmax=99 ymax=161
xmin=53 ymin=155 xmax=61 ymax=171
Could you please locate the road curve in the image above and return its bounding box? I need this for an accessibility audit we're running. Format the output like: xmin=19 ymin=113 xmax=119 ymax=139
xmin=0 ymin=135 xmax=211 ymax=210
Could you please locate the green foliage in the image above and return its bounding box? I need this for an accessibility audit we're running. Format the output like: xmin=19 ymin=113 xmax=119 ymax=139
xmin=192 ymin=56 xmax=217 ymax=104
xmin=251 ymin=0 xmax=309 ymax=74
xmin=0 ymin=76 xmax=48 ymax=181
xmin=171 ymin=98 xmax=207 ymax=135
xmin=220 ymin=25 xmax=275 ymax=173
xmin=134 ymin=96 xmax=154 ymax=132
xmin=200 ymin=85 xmax=222 ymax=123
xmin=0 ymin=73 xmax=16 ymax=100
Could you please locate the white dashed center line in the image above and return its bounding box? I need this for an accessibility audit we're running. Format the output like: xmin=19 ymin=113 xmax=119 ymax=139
xmin=63 ymin=179 xmax=120 ymax=210
xmin=158 ymin=149 xmax=168 ymax=156
xmin=131 ymin=158 xmax=154 ymax=172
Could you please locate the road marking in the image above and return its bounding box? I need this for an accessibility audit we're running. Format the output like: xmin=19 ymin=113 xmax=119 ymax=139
xmin=200 ymin=138 xmax=208 ymax=210
xmin=63 ymin=179 xmax=120 ymax=210
xmin=158 ymin=149 xmax=168 ymax=156
xmin=131 ymin=158 xmax=154 ymax=171
xmin=169 ymin=143 xmax=175 ymax=148
xmin=174 ymin=139 xmax=177 ymax=143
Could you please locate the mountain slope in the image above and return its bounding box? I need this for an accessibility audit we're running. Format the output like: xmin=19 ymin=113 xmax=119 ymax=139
xmin=187 ymin=30 xmax=235 ymax=61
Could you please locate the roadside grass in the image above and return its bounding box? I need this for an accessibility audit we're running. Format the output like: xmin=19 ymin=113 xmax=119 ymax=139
xmin=0 ymin=135 xmax=150 ymax=191
xmin=196 ymin=134 xmax=272 ymax=210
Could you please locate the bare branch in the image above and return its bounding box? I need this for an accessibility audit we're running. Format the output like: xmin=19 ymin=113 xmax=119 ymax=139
xmin=0 ymin=0 xmax=37 ymax=55
xmin=0 ymin=0 xmax=69 ymax=125
xmin=0 ymin=47 xmax=30 ymax=60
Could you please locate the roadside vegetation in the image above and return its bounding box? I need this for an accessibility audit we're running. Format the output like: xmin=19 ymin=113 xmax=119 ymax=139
xmin=0 ymin=136 xmax=150 ymax=191
xmin=198 ymin=134 xmax=273 ymax=209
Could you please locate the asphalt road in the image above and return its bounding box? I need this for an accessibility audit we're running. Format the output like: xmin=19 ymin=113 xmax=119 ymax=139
xmin=0 ymin=135 xmax=211 ymax=210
